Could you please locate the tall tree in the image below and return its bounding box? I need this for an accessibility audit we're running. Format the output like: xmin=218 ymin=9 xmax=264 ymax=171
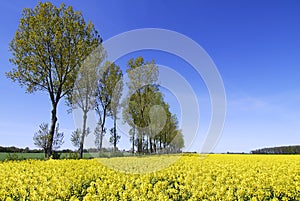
xmin=68 ymin=47 xmax=105 ymax=158
xmin=123 ymin=57 xmax=159 ymax=153
xmin=109 ymin=65 xmax=123 ymax=152
xmin=95 ymin=62 xmax=123 ymax=151
xmin=6 ymin=2 xmax=102 ymax=158
xmin=147 ymin=91 xmax=167 ymax=153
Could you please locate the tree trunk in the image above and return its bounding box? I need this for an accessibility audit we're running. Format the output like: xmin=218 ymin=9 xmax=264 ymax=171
xmin=44 ymin=148 xmax=47 ymax=158
xmin=113 ymin=114 xmax=117 ymax=152
xmin=137 ymin=129 xmax=143 ymax=154
xmin=159 ymin=137 xmax=162 ymax=150
xmin=46 ymin=102 xmax=58 ymax=158
xmin=79 ymin=110 xmax=87 ymax=158
xmin=131 ymin=126 xmax=135 ymax=154
xmin=99 ymin=108 xmax=107 ymax=152
xmin=164 ymin=133 xmax=167 ymax=149
xmin=99 ymin=128 xmax=103 ymax=151
xmin=149 ymin=137 xmax=153 ymax=153
xmin=145 ymin=135 xmax=149 ymax=153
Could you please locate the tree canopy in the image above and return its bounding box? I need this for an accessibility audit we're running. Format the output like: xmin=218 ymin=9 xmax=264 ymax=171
xmin=6 ymin=2 xmax=102 ymax=157
xmin=123 ymin=57 xmax=184 ymax=153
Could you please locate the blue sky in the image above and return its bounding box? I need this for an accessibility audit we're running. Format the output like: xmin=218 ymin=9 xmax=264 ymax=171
xmin=1 ymin=0 xmax=299 ymax=153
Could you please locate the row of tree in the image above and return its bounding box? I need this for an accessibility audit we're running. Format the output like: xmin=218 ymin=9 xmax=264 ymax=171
xmin=251 ymin=146 xmax=300 ymax=154
xmin=7 ymin=2 xmax=184 ymax=158
xmin=123 ymin=57 xmax=184 ymax=154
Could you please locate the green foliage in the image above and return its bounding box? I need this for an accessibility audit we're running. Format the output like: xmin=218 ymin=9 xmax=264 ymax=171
xmin=64 ymin=152 xmax=80 ymax=159
xmin=69 ymin=45 xmax=105 ymax=158
xmin=6 ymin=2 xmax=102 ymax=157
xmin=7 ymin=2 xmax=101 ymax=96
xmin=5 ymin=153 xmax=20 ymax=161
xmin=33 ymin=122 xmax=64 ymax=152
xmin=69 ymin=46 xmax=105 ymax=112
xmin=94 ymin=121 xmax=106 ymax=150
xmin=95 ymin=62 xmax=123 ymax=151
xmin=96 ymin=61 xmax=123 ymax=115
xmin=71 ymin=129 xmax=81 ymax=148
xmin=109 ymin=128 xmax=121 ymax=147
xmin=251 ymin=145 xmax=300 ymax=154
xmin=124 ymin=57 xmax=159 ymax=130
xmin=51 ymin=151 xmax=61 ymax=159
xmin=71 ymin=128 xmax=90 ymax=149
xmin=123 ymin=56 xmax=184 ymax=153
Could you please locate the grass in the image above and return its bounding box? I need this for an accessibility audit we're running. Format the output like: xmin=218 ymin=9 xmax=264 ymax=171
xmin=0 ymin=151 xmax=162 ymax=161
xmin=0 ymin=152 xmax=130 ymax=161
xmin=0 ymin=152 xmax=44 ymax=161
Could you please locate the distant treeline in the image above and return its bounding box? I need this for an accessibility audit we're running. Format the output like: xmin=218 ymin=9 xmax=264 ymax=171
xmin=0 ymin=146 xmax=75 ymax=153
xmin=251 ymin=145 xmax=300 ymax=154
xmin=0 ymin=146 xmax=123 ymax=153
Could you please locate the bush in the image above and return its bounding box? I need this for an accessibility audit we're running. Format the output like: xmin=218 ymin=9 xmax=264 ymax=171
xmin=98 ymin=151 xmax=124 ymax=158
xmin=5 ymin=153 xmax=20 ymax=161
xmin=51 ymin=151 xmax=61 ymax=159
xmin=62 ymin=152 xmax=79 ymax=159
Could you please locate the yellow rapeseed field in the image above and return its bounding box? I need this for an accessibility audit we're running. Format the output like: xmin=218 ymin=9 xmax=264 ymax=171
xmin=0 ymin=154 xmax=299 ymax=200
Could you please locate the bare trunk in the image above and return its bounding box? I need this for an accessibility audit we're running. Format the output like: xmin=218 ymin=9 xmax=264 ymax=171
xmin=137 ymin=129 xmax=143 ymax=154
xmin=79 ymin=110 xmax=87 ymax=158
xmin=99 ymin=129 xmax=103 ymax=151
xmin=113 ymin=114 xmax=117 ymax=152
xmin=145 ymin=135 xmax=149 ymax=153
xmin=149 ymin=137 xmax=153 ymax=153
xmin=47 ymin=102 xmax=58 ymax=158
xmin=99 ymin=108 xmax=107 ymax=152
xmin=131 ymin=126 xmax=135 ymax=154
xmin=159 ymin=137 xmax=162 ymax=149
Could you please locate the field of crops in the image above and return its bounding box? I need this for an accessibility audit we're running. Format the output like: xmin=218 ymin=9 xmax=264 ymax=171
xmin=0 ymin=154 xmax=299 ymax=200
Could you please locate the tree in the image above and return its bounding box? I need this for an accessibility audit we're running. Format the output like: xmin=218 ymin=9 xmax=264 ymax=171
xmin=6 ymin=2 xmax=102 ymax=158
xmin=169 ymin=130 xmax=184 ymax=152
xmin=123 ymin=57 xmax=159 ymax=153
xmin=147 ymin=91 xmax=167 ymax=153
xmin=70 ymin=129 xmax=81 ymax=149
xmin=122 ymin=57 xmax=184 ymax=154
xmin=33 ymin=122 xmax=64 ymax=157
xmin=71 ymin=128 xmax=90 ymax=152
xmin=109 ymin=64 xmax=123 ymax=152
xmin=94 ymin=121 xmax=106 ymax=151
xmin=109 ymin=128 xmax=121 ymax=151
xmin=129 ymin=127 xmax=136 ymax=153
xmin=68 ymin=47 xmax=105 ymax=158
xmin=94 ymin=62 xmax=123 ymax=151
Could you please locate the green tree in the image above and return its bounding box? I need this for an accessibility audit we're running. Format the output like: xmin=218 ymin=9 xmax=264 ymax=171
xmin=109 ymin=64 xmax=123 ymax=152
xmin=123 ymin=57 xmax=159 ymax=153
xmin=71 ymin=128 xmax=90 ymax=151
xmin=95 ymin=62 xmax=123 ymax=152
xmin=69 ymin=47 xmax=105 ymax=158
xmin=147 ymin=91 xmax=167 ymax=153
xmin=7 ymin=2 xmax=102 ymax=158
xmin=109 ymin=128 xmax=121 ymax=151
xmin=169 ymin=129 xmax=184 ymax=152
xmin=33 ymin=122 xmax=64 ymax=157
xmin=71 ymin=129 xmax=81 ymax=149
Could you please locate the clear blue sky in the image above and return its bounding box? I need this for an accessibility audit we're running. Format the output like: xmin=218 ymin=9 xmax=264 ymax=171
xmin=1 ymin=0 xmax=299 ymax=153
